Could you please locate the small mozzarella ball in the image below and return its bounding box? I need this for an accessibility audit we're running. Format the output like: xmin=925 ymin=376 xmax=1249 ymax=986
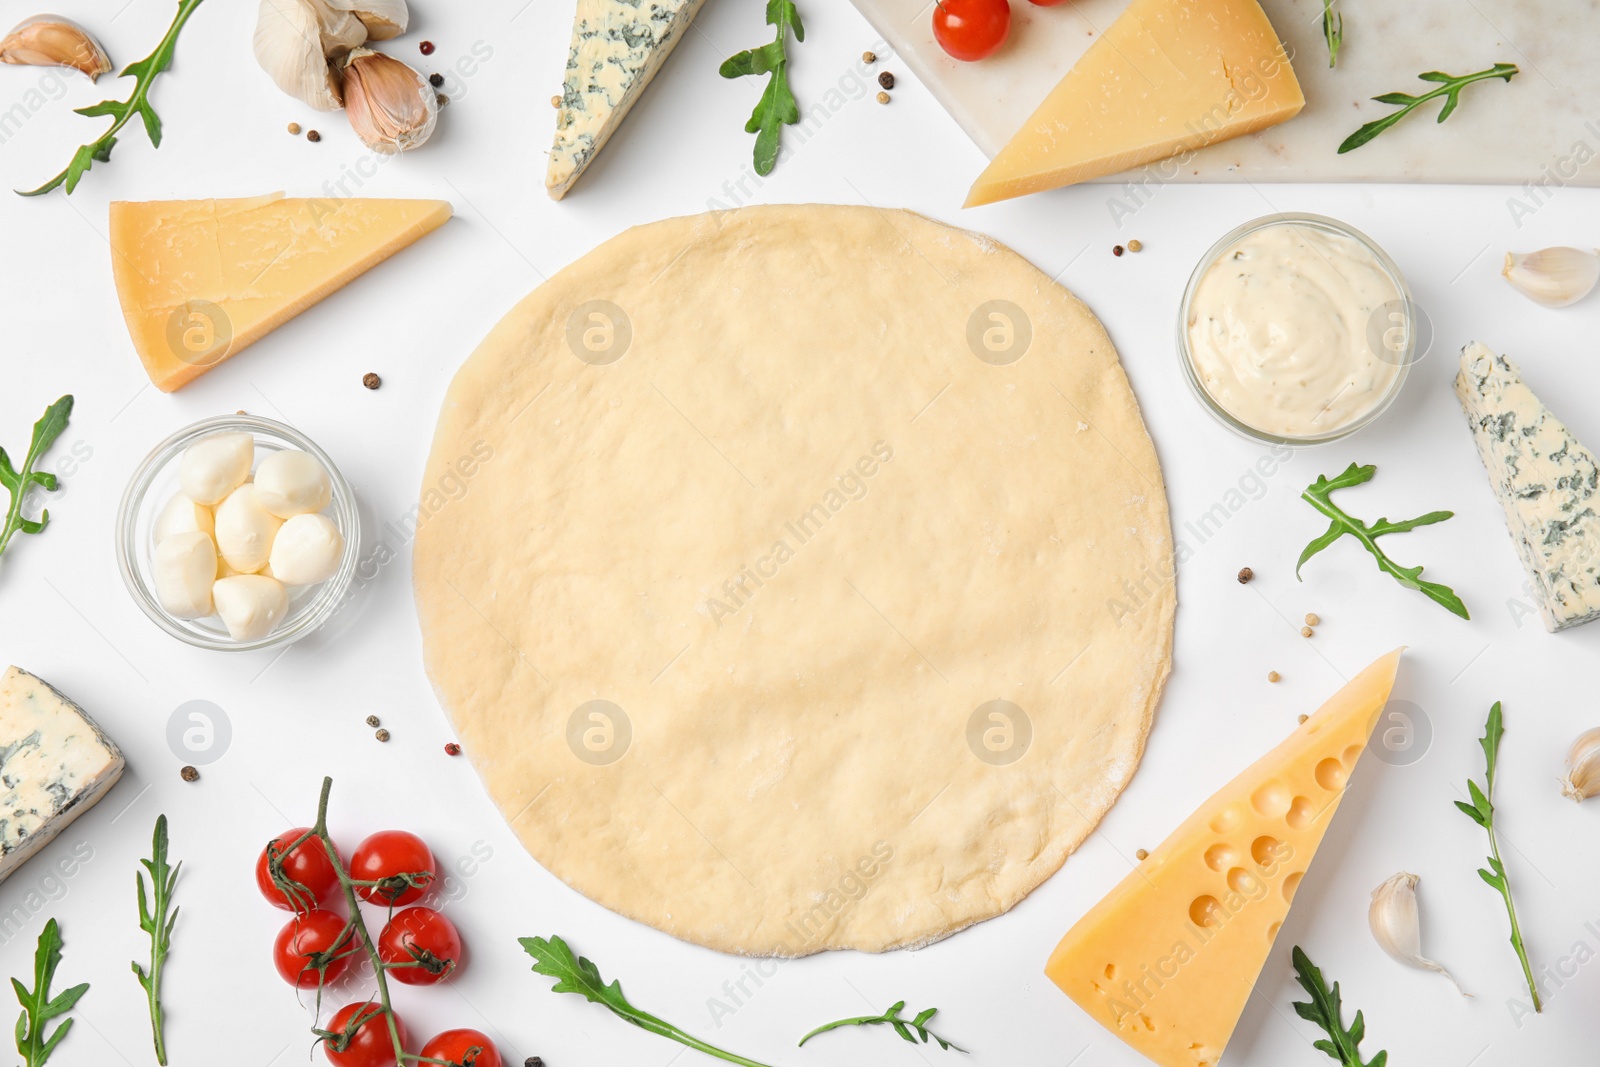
xmin=152 ymin=531 xmax=217 ymax=619
xmin=212 ymin=575 xmax=289 ymax=641
xmin=269 ymin=513 xmax=344 ymax=586
xmin=214 ymin=484 xmax=283 ymax=574
xmin=153 ymin=493 xmax=213 ymax=544
xmin=178 ymin=432 xmax=254 ymax=505
xmin=254 ymin=450 xmax=332 ymax=518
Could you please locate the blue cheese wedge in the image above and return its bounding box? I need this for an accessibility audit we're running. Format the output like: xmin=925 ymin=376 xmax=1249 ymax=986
xmin=1456 ymin=342 xmax=1600 ymax=632
xmin=0 ymin=666 xmax=125 ymax=883
xmin=547 ymin=0 xmax=710 ymax=200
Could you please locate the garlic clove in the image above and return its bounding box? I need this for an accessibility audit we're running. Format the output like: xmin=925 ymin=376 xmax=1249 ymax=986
xmin=1368 ymin=872 xmax=1471 ymax=996
xmin=1560 ymin=727 xmax=1600 ymax=802
xmin=0 ymin=15 xmax=112 ymax=81
xmin=341 ymin=48 xmax=437 ymax=153
xmin=1502 ymin=247 xmax=1600 ymax=308
xmin=254 ymin=0 xmax=344 ymax=111
xmin=323 ymin=0 xmax=408 ymax=41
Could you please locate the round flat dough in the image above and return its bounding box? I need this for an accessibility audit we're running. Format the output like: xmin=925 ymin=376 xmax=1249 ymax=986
xmin=415 ymin=205 xmax=1175 ymax=956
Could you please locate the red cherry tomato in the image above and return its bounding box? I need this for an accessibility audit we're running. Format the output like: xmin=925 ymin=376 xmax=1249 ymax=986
xmin=377 ymin=907 xmax=462 ymax=986
xmin=257 ymin=828 xmax=342 ymax=912
xmin=933 ymin=0 xmax=1011 ymax=62
xmin=1026 ymin=0 xmax=1072 ymax=6
xmin=273 ymin=911 xmax=356 ymax=988
xmin=324 ymin=1003 xmax=407 ymax=1067
xmin=351 ymin=831 xmax=436 ymax=906
xmin=419 ymin=1030 xmax=501 ymax=1067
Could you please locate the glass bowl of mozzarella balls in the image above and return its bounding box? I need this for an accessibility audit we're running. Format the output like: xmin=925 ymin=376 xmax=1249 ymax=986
xmin=117 ymin=415 xmax=361 ymax=651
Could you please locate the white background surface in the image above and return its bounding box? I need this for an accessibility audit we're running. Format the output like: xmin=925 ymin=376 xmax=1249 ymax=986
xmin=0 ymin=1 xmax=1598 ymax=1065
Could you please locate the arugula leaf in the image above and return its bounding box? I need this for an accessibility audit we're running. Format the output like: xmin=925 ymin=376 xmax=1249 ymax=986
xmin=18 ymin=0 xmax=206 ymax=196
xmin=0 ymin=396 xmax=73 ymax=565
xmin=719 ymin=0 xmax=805 ymax=176
xmin=1291 ymin=947 xmax=1387 ymax=1067
xmin=1339 ymin=63 xmax=1517 ymax=154
xmin=1298 ymin=463 xmax=1467 ymax=618
xmin=133 ymin=815 xmax=181 ymax=1065
xmin=799 ymin=1000 xmax=967 ymax=1053
xmin=1322 ymin=0 xmax=1342 ymax=67
xmin=12 ymin=919 xmax=89 ymax=1067
xmin=519 ymin=935 xmax=775 ymax=1067
xmin=1456 ymin=703 xmax=1541 ymax=1011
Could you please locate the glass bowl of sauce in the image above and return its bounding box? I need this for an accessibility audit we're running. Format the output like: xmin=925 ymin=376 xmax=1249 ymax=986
xmin=1177 ymin=213 xmax=1416 ymax=446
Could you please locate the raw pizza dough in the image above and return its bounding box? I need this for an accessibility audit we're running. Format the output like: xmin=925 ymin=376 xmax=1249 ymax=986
xmin=415 ymin=205 xmax=1175 ymax=956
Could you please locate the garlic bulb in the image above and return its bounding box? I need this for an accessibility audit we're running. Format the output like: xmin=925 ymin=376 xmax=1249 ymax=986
xmin=341 ymin=48 xmax=437 ymax=153
xmin=254 ymin=0 xmax=346 ymax=111
xmin=324 ymin=0 xmax=408 ymax=41
xmin=1560 ymin=727 xmax=1600 ymax=802
xmin=1502 ymin=247 xmax=1600 ymax=308
xmin=1368 ymin=872 xmax=1470 ymax=996
xmin=0 ymin=15 xmax=112 ymax=80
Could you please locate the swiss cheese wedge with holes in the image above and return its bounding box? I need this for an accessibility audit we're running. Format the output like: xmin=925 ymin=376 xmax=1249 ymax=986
xmin=1045 ymin=649 xmax=1402 ymax=1067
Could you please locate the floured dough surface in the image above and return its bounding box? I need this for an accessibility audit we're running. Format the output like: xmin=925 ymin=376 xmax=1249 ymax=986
xmin=415 ymin=205 xmax=1175 ymax=956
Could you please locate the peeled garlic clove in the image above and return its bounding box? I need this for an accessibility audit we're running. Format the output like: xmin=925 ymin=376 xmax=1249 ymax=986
xmin=341 ymin=48 xmax=437 ymax=153
xmin=153 ymin=492 xmax=214 ymax=545
xmin=1369 ymin=872 xmax=1470 ymax=996
xmin=0 ymin=15 xmax=112 ymax=81
xmin=153 ymin=531 xmax=218 ymax=620
xmin=254 ymin=450 xmax=332 ymax=518
xmin=179 ymin=432 xmax=255 ymax=506
xmin=1502 ymin=247 xmax=1600 ymax=308
xmin=324 ymin=0 xmax=408 ymax=41
xmin=1560 ymin=727 xmax=1600 ymax=802
xmin=214 ymin=484 xmax=284 ymax=574
xmin=270 ymin=513 xmax=344 ymax=585
xmin=254 ymin=0 xmax=344 ymax=110
xmin=213 ymin=574 xmax=289 ymax=641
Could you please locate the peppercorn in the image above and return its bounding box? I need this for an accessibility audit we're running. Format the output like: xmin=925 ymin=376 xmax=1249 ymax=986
xmin=429 ymin=73 xmax=444 ymax=87
xmin=1135 ymin=849 xmax=1149 ymax=861
xmin=1127 ymin=239 xmax=1143 ymax=252
xmin=1305 ymin=612 xmax=1321 ymax=626
xmin=1237 ymin=567 xmax=1253 ymax=584
xmin=1112 ymin=244 xmax=1124 ymax=257
xmin=445 ymin=742 xmax=461 ymax=756
xmin=287 ymin=122 xmax=302 ymax=135
xmin=306 ymin=130 xmax=321 ymax=142
xmin=862 ymin=50 xmax=876 ymax=64
xmin=1301 ymin=626 xmax=1314 ymax=638
xmin=366 ymin=715 xmax=381 ymax=727
xmin=875 ymin=91 xmax=890 ymax=104
xmin=420 ymin=40 xmax=435 ymax=55
xmin=1298 ymin=714 xmax=1309 ymax=724
xmin=375 ymin=729 xmax=391 ymax=742
xmin=550 ymin=94 xmax=561 ymax=108
xmin=363 ymin=372 xmax=381 ymax=390
xmin=878 ymin=71 xmax=895 ymax=90
xmin=180 ymin=765 xmax=199 ymax=782
xmin=1267 ymin=671 xmax=1281 ymax=683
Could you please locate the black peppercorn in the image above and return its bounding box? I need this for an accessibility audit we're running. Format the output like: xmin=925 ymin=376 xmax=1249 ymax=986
xmin=877 ymin=71 xmax=894 ymax=90
xmin=180 ymin=766 xmax=199 ymax=782
xmin=429 ymin=73 xmax=444 ymax=87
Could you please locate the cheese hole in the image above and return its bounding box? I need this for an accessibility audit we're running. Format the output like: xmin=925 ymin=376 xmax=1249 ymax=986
xmin=1204 ymin=843 xmax=1239 ymax=872
xmin=1209 ymin=807 xmax=1241 ymax=833
xmin=1251 ymin=835 xmax=1282 ymax=866
xmin=1105 ymin=964 xmax=1116 ymax=980
xmin=1342 ymin=744 xmax=1365 ymax=768
xmin=1137 ymin=1013 xmax=1155 ymax=1032
xmin=1189 ymin=895 xmax=1224 ymax=928
xmin=1283 ymin=871 xmax=1304 ymax=901
xmin=1226 ymin=867 xmax=1260 ymax=895
xmin=1250 ymin=781 xmax=1291 ymax=818
xmin=1267 ymin=921 xmax=1282 ymax=942
xmin=1314 ymin=758 xmax=1347 ymax=792
xmin=1286 ymin=796 xmax=1315 ymax=830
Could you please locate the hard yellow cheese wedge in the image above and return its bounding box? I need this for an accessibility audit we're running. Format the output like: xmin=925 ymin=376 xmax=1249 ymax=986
xmin=110 ymin=194 xmax=453 ymax=392
xmin=1045 ymin=649 xmax=1403 ymax=1067
xmin=965 ymin=0 xmax=1304 ymax=207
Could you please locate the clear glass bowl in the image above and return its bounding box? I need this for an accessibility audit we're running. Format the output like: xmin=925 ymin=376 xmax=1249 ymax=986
xmin=1176 ymin=213 xmax=1415 ymax=447
xmin=116 ymin=414 xmax=361 ymax=652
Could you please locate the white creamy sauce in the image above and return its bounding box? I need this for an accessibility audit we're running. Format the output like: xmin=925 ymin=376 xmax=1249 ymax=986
xmin=1187 ymin=223 xmax=1403 ymax=438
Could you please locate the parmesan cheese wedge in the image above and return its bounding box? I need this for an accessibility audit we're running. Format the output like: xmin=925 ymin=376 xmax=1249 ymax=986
xmin=110 ymin=194 xmax=452 ymax=392
xmin=1045 ymin=649 xmax=1403 ymax=1067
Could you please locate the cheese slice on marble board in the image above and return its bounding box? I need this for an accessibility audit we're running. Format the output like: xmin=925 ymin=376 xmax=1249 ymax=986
xmin=0 ymin=666 xmax=124 ymax=884
xmin=1457 ymin=341 xmax=1600 ymax=632
xmin=110 ymin=194 xmax=453 ymax=392
xmin=547 ymin=0 xmax=710 ymax=200
xmin=964 ymin=0 xmax=1304 ymax=208
xmin=1045 ymin=649 xmax=1402 ymax=1067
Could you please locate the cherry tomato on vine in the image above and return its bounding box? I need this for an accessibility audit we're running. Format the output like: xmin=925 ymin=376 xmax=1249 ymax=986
xmin=273 ymin=910 xmax=356 ymax=988
xmin=932 ymin=0 xmax=1011 ymax=62
xmin=377 ymin=907 xmax=462 ymax=986
xmin=419 ymin=1030 xmax=501 ymax=1067
xmin=351 ymin=830 xmax=436 ymax=906
xmin=323 ymin=1002 xmax=408 ymax=1067
xmin=257 ymin=828 xmax=343 ymax=912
